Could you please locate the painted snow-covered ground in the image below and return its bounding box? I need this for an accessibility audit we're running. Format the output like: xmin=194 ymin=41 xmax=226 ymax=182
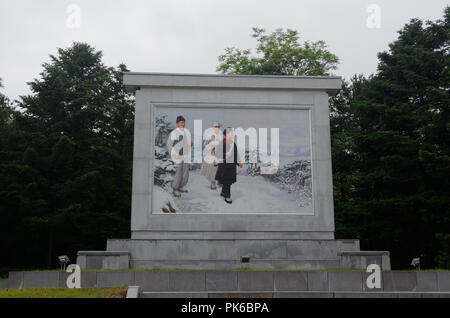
xmin=152 ymin=169 xmax=313 ymax=214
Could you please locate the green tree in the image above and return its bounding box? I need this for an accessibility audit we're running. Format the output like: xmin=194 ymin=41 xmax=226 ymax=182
xmin=0 ymin=77 xmax=12 ymax=130
xmin=330 ymin=74 xmax=372 ymax=239
xmin=217 ymin=27 xmax=339 ymax=76
xmin=0 ymin=43 xmax=135 ymax=269
xmin=332 ymin=7 xmax=450 ymax=268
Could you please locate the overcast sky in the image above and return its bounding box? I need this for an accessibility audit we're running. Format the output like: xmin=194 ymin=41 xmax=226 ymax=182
xmin=0 ymin=0 xmax=448 ymax=101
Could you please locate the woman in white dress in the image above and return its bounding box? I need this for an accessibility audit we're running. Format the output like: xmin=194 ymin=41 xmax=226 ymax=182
xmin=200 ymin=122 xmax=222 ymax=190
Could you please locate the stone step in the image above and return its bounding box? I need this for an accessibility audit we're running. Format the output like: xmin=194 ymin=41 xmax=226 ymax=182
xmin=129 ymin=259 xmax=341 ymax=270
xmin=102 ymin=239 xmax=369 ymax=270
xmin=140 ymin=291 xmax=450 ymax=298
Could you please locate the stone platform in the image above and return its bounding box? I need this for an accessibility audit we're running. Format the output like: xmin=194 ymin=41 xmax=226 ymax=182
xmin=76 ymin=237 xmax=390 ymax=270
xmin=3 ymin=270 xmax=450 ymax=298
xmin=139 ymin=291 xmax=450 ymax=298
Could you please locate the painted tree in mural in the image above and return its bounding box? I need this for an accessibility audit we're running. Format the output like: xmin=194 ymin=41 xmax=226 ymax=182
xmin=245 ymin=147 xmax=261 ymax=175
xmin=153 ymin=115 xmax=177 ymax=187
xmin=263 ymin=160 xmax=312 ymax=207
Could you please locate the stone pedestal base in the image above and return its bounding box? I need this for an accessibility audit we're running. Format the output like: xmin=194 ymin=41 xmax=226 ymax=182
xmin=76 ymin=251 xmax=130 ymax=270
xmin=76 ymin=238 xmax=388 ymax=270
xmin=338 ymin=251 xmax=391 ymax=270
xmin=76 ymin=238 xmax=390 ymax=270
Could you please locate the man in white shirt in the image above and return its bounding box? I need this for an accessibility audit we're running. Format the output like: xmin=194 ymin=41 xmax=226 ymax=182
xmin=166 ymin=116 xmax=192 ymax=197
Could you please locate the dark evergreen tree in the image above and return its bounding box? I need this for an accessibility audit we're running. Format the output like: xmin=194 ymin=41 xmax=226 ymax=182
xmin=0 ymin=43 xmax=135 ymax=269
xmin=331 ymin=7 xmax=450 ymax=268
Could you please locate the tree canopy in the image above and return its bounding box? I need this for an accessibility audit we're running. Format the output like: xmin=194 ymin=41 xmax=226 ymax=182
xmin=0 ymin=43 xmax=134 ymax=269
xmin=330 ymin=7 xmax=449 ymax=268
xmin=217 ymin=27 xmax=339 ymax=76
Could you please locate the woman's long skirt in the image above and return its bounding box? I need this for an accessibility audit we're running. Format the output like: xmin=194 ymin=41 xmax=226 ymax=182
xmin=200 ymin=163 xmax=218 ymax=182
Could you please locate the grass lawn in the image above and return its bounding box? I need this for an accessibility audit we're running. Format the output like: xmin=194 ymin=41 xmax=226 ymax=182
xmin=0 ymin=286 xmax=128 ymax=298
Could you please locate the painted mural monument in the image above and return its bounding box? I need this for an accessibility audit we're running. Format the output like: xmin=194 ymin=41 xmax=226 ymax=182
xmin=77 ymin=72 xmax=390 ymax=270
xmin=153 ymin=106 xmax=312 ymax=214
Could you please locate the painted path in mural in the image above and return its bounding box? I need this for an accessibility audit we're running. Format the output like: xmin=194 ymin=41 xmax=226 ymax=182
xmin=153 ymin=169 xmax=312 ymax=214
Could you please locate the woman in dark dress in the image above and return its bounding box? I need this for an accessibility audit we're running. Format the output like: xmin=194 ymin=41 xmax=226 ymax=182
xmin=215 ymin=128 xmax=243 ymax=204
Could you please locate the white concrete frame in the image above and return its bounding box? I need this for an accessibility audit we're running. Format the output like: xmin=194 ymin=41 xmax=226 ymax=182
xmin=124 ymin=73 xmax=341 ymax=239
